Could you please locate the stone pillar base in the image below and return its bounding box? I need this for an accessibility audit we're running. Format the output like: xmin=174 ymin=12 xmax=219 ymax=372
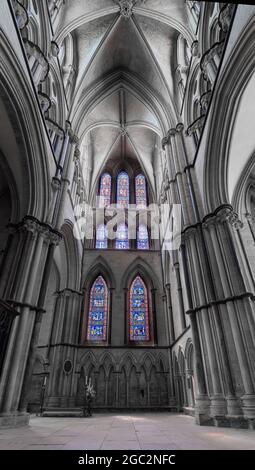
xmin=0 ymin=412 xmax=30 ymax=428
xmin=241 ymin=394 xmax=255 ymax=419
xmin=229 ymin=417 xmax=248 ymax=429
xmin=210 ymin=395 xmax=227 ymax=417
xmin=195 ymin=395 xmax=212 ymax=426
xmin=226 ymin=396 xmax=242 ymax=416
xmin=248 ymin=419 xmax=255 ymax=430
xmin=213 ymin=416 xmax=230 ymax=427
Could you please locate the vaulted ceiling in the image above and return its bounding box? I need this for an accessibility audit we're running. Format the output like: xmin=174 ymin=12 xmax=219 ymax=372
xmin=55 ymin=0 xmax=193 ymax=199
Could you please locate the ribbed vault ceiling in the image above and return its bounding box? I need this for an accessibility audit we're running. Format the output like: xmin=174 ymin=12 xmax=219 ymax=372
xmin=55 ymin=0 xmax=193 ymax=198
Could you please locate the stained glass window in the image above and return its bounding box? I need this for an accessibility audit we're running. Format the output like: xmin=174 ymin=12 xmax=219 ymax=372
xmin=96 ymin=224 xmax=108 ymax=249
xmin=98 ymin=173 xmax=111 ymax=208
xmin=116 ymin=223 xmax=129 ymax=250
xmin=87 ymin=276 xmax=108 ymax=341
xmin=135 ymin=174 xmax=147 ymax=209
xmin=117 ymin=171 xmax=129 ymax=208
xmin=129 ymin=276 xmax=150 ymax=342
xmin=137 ymin=224 xmax=149 ymax=250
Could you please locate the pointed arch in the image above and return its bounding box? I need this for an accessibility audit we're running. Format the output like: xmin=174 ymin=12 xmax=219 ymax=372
xmin=99 ymin=352 xmax=116 ymax=375
xmin=129 ymin=275 xmax=150 ymax=342
xmin=83 ymin=256 xmax=116 ymax=290
xmin=121 ymin=257 xmax=159 ymax=291
xmin=119 ymin=351 xmax=139 ymax=376
xmin=86 ymin=275 xmax=109 ymax=342
xmin=79 ymin=351 xmax=97 ymax=372
xmin=135 ymin=173 xmax=147 ymax=209
xmin=117 ymin=171 xmax=129 ymax=209
xmin=98 ymin=172 xmax=112 ymax=208
xmin=59 ymin=220 xmax=81 ymax=291
xmin=140 ymin=351 xmax=157 ymax=372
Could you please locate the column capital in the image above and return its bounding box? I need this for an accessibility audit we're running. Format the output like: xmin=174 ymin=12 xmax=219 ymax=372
xmin=162 ymin=123 xmax=184 ymax=149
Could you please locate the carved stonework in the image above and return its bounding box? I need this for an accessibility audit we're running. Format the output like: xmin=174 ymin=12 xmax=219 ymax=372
xmin=118 ymin=0 xmax=136 ymax=18
xmin=74 ymin=147 xmax=81 ymax=161
xmin=51 ymin=41 xmax=60 ymax=57
xmin=200 ymin=90 xmax=212 ymax=114
xmin=186 ymin=115 xmax=205 ymax=136
xmin=191 ymin=40 xmax=199 ymax=58
xmin=200 ymin=41 xmax=224 ymax=82
xmin=227 ymin=211 xmax=243 ymax=229
xmin=214 ymin=206 xmax=244 ymax=229
xmin=218 ymin=3 xmax=236 ymax=33
xmin=162 ymin=123 xmax=184 ymax=150
xmin=120 ymin=126 xmax=128 ymax=137
xmin=23 ymin=39 xmax=49 ymax=83
xmin=11 ymin=0 xmax=28 ymax=30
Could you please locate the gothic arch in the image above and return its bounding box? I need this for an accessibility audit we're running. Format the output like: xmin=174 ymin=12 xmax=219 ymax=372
xmin=204 ymin=14 xmax=255 ymax=213
xmin=119 ymin=352 xmax=139 ymax=376
xmin=185 ymin=338 xmax=194 ymax=371
xmin=0 ymin=29 xmax=51 ymax=221
xmin=83 ymin=257 xmax=116 ymax=291
xmin=120 ymin=258 xmax=159 ymax=291
xmin=157 ymin=354 xmax=169 ymax=374
xmin=98 ymin=352 xmax=116 ymax=376
xmin=178 ymin=348 xmax=186 ymax=375
xmin=54 ymin=220 xmax=81 ymax=291
xmin=140 ymin=351 xmax=157 ymax=374
xmin=78 ymin=351 xmax=97 ymax=374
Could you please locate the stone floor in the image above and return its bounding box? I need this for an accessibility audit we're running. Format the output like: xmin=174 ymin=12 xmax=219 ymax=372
xmin=0 ymin=413 xmax=255 ymax=450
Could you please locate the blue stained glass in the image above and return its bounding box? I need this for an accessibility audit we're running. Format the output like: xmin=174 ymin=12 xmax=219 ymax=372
xmin=135 ymin=174 xmax=147 ymax=209
xmin=137 ymin=224 xmax=149 ymax=250
xmin=116 ymin=223 xmax=129 ymax=250
xmin=87 ymin=276 xmax=108 ymax=341
xmin=96 ymin=224 xmax=108 ymax=249
xmin=130 ymin=276 xmax=150 ymax=342
xmin=117 ymin=171 xmax=129 ymax=209
xmin=98 ymin=173 xmax=111 ymax=208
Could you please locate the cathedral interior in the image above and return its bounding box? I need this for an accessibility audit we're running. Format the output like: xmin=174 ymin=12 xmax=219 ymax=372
xmin=1 ymin=0 xmax=255 ymax=440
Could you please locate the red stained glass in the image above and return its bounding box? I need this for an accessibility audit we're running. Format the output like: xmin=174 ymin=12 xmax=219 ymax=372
xmin=117 ymin=171 xmax=129 ymax=209
xmin=135 ymin=174 xmax=147 ymax=209
xmin=98 ymin=173 xmax=112 ymax=208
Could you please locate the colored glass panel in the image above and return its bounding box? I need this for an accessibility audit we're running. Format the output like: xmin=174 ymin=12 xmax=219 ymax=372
xmin=98 ymin=173 xmax=111 ymax=208
xmin=137 ymin=224 xmax=149 ymax=250
xmin=129 ymin=276 xmax=150 ymax=341
xmin=96 ymin=224 xmax=108 ymax=249
xmin=117 ymin=171 xmax=129 ymax=208
xmin=116 ymin=223 xmax=129 ymax=250
xmin=87 ymin=276 xmax=108 ymax=341
xmin=135 ymin=174 xmax=147 ymax=209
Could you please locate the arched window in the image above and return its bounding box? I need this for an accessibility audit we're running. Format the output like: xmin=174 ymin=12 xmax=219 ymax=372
xmin=116 ymin=223 xmax=129 ymax=250
xmin=137 ymin=224 xmax=149 ymax=250
xmin=96 ymin=224 xmax=108 ymax=249
xmin=98 ymin=172 xmax=111 ymax=208
xmin=117 ymin=171 xmax=129 ymax=208
xmin=135 ymin=174 xmax=147 ymax=209
xmin=87 ymin=276 xmax=108 ymax=341
xmin=129 ymin=276 xmax=150 ymax=342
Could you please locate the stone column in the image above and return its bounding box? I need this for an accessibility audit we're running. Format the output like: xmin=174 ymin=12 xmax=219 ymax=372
xmin=165 ymin=284 xmax=175 ymax=344
xmin=173 ymin=261 xmax=186 ymax=331
xmin=188 ymin=229 xmax=227 ymax=419
xmin=0 ymin=218 xmax=50 ymax=425
xmin=183 ymin=205 xmax=255 ymax=427
xmin=189 ymin=313 xmax=211 ymax=424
